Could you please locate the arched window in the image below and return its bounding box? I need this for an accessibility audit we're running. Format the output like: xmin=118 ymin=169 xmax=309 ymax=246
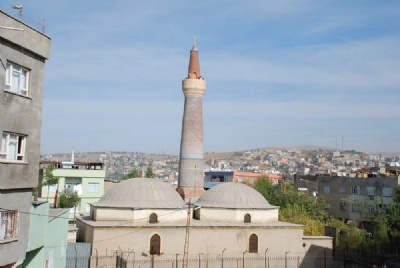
xmin=244 ymin=213 xmax=251 ymax=223
xmin=150 ymin=234 xmax=161 ymax=255
xmin=249 ymin=234 xmax=258 ymax=253
xmin=149 ymin=213 xmax=158 ymax=223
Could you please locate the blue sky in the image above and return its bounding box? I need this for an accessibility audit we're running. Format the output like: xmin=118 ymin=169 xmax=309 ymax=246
xmin=2 ymin=1 xmax=399 ymax=154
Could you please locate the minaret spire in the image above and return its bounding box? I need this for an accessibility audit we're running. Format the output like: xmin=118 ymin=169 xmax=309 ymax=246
xmin=188 ymin=35 xmax=201 ymax=79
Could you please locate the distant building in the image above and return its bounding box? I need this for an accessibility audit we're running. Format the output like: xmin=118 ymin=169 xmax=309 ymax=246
xmin=0 ymin=10 xmax=51 ymax=267
xmin=204 ymin=171 xmax=282 ymax=189
xmin=318 ymin=176 xmax=400 ymax=224
xmin=40 ymin=160 xmax=105 ymax=221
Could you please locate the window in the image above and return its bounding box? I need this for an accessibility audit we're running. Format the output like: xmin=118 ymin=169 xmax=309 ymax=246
xmin=0 ymin=132 xmax=26 ymax=161
xmin=324 ymin=186 xmax=330 ymax=194
xmin=382 ymin=187 xmax=393 ymax=197
xmin=5 ymin=62 xmax=29 ymax=96
xmin=244 ymin=214 xmax=251 ymax=223
xmin=88 ymin=183 xmax=99 ymax=192
xmin=149 ymin=213 xmax=158 ymax=224
xmin=366 ymin=187 xmax=375 ymax=196
xmin=340 ymin=202 xmax=346 ymax=211
xmin=48 ymin=184 xmax=58 ymax=192
xmin=0 ymin=210 xmax=18 ymax=241
xmin=367 ymin=205 xmax=375 ymax=213
xmin=65 ymin=182 xmax=82 ymax=196
xmin=352 ymin=204 xmax=360 ymax=212
xmin=378 ymin=204 xmax=387 ymax=212
xmin=150 ymin=234 xmax=161 ymax=255
xmin=339 ymin=187 xmax=346 ymax=194
xmin=351 ymin=186 xmax=360 ymax=195
xmin=249 ymin=234 xmax=258 ymax=253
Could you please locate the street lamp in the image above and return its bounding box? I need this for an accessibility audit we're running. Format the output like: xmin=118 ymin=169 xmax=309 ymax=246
xmin=198 ymin=253 xmax=204 ymax=268
xmin=242 ymin=250 xmax=247 ymax=268
xmin=12 ymin=5 xmax=23 ymax=16
xmin=264 ymin=248 xmax=269 ymax=268
xmin=221 ymin=248 xmax=226 ymax=268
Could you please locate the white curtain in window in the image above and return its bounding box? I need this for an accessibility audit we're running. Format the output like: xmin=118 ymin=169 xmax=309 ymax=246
xmin=5 ymin=64 xmax=10 ymax=85
xmin=7 ymin=135 xmax=17 ymax=160
xmin=11 ymin=68 xmax=21 ymax=93
xmin=21 ymin=69 xmax=27 ymax=89
xmin=74 ymin=184 xmax=82 ymax=195
xmin=0 ymin=213 xmax=5 ymax=240
xmin=1 ymin=134 xmax=6 ymax=152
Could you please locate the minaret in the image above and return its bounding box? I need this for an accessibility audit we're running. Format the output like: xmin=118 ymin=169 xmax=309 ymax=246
xmin=177 ymin=37 xmax=206 ymax=201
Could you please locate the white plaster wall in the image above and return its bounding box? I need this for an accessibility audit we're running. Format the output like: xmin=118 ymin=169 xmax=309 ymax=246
xmin=77 ymin=220 xmax=333 ymax=268
xmin=93 ymin=207 xmax=186 ymax=223
xmin=200 ymin=208 xmax=278 ymax=223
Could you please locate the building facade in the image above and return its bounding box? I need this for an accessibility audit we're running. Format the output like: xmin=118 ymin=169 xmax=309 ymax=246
xmin=318 ymin=176 xmax=399 ymax=223
xmin=204 ymin=171 xmax=282 ymax=189
xmin=0 ymin=10 xmax=51 ymax=267
xmin=22 ymin=201 xmax=69 ymax=268
xmin=40 ymin=161 xmax=106 ymax=221
xmin=77 ymin=179 xmax=333 ymax=268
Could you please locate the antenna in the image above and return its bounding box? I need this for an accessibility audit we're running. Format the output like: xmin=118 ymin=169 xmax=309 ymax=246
xmin=342 ymin=136 xmax=344 ymax=151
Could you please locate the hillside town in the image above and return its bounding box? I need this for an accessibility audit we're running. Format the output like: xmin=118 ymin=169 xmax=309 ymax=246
xmin=2 ymin=3 xmax=400 ymax=268
xmin=42 ymin=148 xmax=400 ymax=183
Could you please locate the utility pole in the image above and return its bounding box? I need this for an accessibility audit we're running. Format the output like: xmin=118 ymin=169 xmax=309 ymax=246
xmin=183 ymin=199 xmax=191 ymax=268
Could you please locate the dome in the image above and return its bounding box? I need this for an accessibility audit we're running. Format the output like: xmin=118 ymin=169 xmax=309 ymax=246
xmin=92 ymin=178 xmax=185 ymax=209
xmin=195 ymin=182 xmax=276 ymax=209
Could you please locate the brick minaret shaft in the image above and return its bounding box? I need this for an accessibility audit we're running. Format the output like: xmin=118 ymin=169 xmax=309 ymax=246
xmin=177 ymin=38 xmax=206 ymax=201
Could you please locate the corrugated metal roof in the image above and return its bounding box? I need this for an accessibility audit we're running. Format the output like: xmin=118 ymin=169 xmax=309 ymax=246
xmin=66 ymin=243 xmax=91 ymax=268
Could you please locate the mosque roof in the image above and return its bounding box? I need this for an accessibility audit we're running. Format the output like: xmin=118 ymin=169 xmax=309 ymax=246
xmin=91 ymin=178 xmax=185 ymax=209
xmin=195 ymin=182 xmax=277 ymax=209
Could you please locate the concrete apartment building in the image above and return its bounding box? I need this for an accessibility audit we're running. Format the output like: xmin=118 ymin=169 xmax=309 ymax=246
xmin=318 ymin=176 xmax=399 ymax=223
xmin=40 ymin=161 xmax=106 ymax=221
xmin=0 ymin=10 xmax=50 ymax=267
xmin=204 ymin=171 xmax=282 ymax=189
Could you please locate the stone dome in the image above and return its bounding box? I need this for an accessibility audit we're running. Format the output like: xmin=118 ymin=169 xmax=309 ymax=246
xmin=195 ymin=182 xmax=276 ymax=209
xmin=92 ymin=178 xmax=185 ymax=209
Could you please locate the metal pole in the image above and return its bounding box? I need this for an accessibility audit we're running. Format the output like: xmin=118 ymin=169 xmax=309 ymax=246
xmin=199 ymin=253 xmax=203 ymax=268
xmin=74 ymin=245 xmax=78 ymax=268
xmin=264 ymin=248 xmax=268 ymax=268
xmin=222 ymin=248 xmax=226 ymax=268
xmin=285 ymin=251 xmax=289 ymax=268
xmin=95 ymin=248 xmax=98 ymax=268
xmin=242 ymin=250 xmax=247 ymax=268
xmin=176 ymin=254 xmax=180 ymax=268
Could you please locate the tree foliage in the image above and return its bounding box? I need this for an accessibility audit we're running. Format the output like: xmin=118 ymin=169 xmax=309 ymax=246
xmin=253 ymin=176 xmax=328 ymax=235
xmin=145 ymin=166 xmax=154 ymax=178
xmin=42 ymin=164 xmax=59 ymax=186
xmin=58 ymin=188 xmax=79 ymax=208
xmin=41 ymin=164 xmax=59 ymax=200
xmin=122 ymin=168 xmax=139 ymax=180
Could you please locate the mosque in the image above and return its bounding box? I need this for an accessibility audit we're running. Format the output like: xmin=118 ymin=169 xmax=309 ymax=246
xmin=76 ymin=40 xmax=333 ymax=267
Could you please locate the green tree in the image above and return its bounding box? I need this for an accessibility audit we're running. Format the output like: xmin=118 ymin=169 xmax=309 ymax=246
xmin=253 ymin=176 xmax=328 ymax=235
xmin=145 ymin=166 xmax=154 ymax=178
xmin=58 ymin=188 xmax=80 ymax=224
xmin=58 ymin=188 xmax=79 ymax=208
xmin=41 ymin=164 xmax=59 ymax=201
xmin=122 ymin=168 xmax=139 ymax=180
